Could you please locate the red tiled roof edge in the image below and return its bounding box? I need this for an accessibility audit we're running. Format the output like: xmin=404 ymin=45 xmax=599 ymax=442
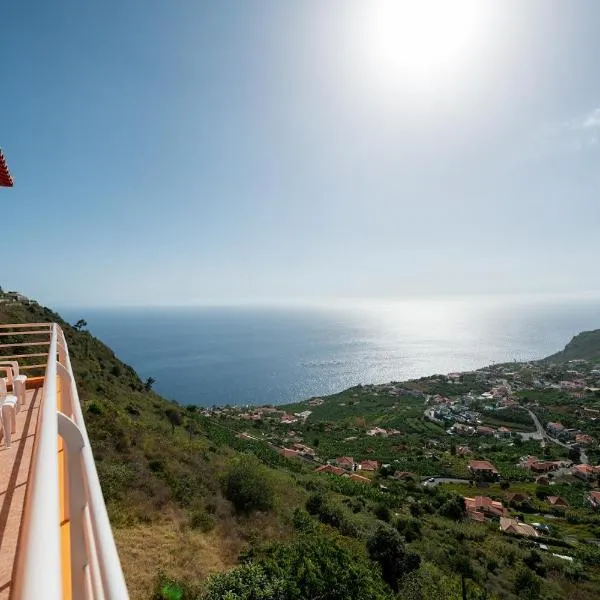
xmin=0 ymin=149 xmax=14 ymax=187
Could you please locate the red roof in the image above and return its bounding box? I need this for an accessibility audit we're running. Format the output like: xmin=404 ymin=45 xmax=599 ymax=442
xmin=360 ymin=460 xmax=379 ymax=471
xmin=0 ymin=149 xmax=13 ymax=187
xmin=469 ymin=460 xmax=499 ymax=473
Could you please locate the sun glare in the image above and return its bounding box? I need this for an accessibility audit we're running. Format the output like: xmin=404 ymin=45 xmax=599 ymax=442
xmin=364 ymin=0 xmax=492 ymax=88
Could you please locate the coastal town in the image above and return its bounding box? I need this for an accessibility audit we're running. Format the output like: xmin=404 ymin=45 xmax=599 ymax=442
xmin=198 ymin=351 xmax=600 ymax=552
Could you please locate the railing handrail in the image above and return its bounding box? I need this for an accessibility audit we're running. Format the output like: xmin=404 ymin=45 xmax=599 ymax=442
xmin=12 ymin=323 xmax=128 ymax=599
xmin=13 ymin=323 xmax=63 ymax=599
xmin=58 ymin=326 xmax=129 ymax=600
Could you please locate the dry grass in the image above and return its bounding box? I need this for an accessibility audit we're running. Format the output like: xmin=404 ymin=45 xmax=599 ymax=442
xmin=114 ymin=521 xmax=240 ymax=600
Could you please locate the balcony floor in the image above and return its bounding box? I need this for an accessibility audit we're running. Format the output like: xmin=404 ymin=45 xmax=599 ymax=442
xmin=0 ymin=388 xmax=41 ymax=600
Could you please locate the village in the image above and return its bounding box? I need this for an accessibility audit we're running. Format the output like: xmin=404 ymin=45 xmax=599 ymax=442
xmin=199 ymin=355 xmax=600 ymax=548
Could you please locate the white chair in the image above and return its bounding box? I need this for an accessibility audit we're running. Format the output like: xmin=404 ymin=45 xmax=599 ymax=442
xmin=0 ymin=377 xmax=17 ymax=448
xmin=0 ymin=361 xmax=27 ymax=408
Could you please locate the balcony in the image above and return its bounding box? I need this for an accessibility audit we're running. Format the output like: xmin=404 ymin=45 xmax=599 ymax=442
xmin=0 ymin=323 xmax=128 ymax=599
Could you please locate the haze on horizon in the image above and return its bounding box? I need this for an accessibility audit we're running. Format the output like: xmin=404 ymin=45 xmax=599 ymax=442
xmin=2 ymin=1 xmax=599 ymax=308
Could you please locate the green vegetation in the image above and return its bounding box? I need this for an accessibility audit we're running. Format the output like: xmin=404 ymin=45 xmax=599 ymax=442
xmin=543 ymin=329 xmax=600 ymax=363
xmin=3 ymin=298 xmax=600 ymax=599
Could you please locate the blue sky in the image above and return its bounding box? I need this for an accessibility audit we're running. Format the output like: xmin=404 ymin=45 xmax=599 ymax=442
xmin=1 ymin=1 xmax=599 ymax=307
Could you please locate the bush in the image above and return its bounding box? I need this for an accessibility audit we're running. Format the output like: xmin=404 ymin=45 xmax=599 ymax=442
xmin=367 ymin=523 xmax=421 ymax=592
xmin=514 ymin=567 xmax=541 ymax=600
xmin=202 ymin=563 xmax=285 ymax=600
xmin=395 ymin=517 xmax=421 ymax=542
xmin=374 ymin=503 xmax=392 ymax=522
xmin=189 ymin=508 xmax=216 ymax=532
xmin=222 ymin=456 xmax=275 ymax=514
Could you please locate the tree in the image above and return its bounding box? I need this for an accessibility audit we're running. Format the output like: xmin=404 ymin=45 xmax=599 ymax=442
xmin=222 ymin=456 xmax=275 ymax=514
xmin=514 ymin=567 xmax=541 ymax=600
xmin=569 ymin=447 xmax=581 ymax=463
xmin=439 ymin=495 xmax=466 ymax=521
xmin=144 ymin=376 xmax=156 ymax=391
xmin=367 ymin=523 xmax=421 ymax=592
xmin=165 ymin=408 xmax=183 ymax=434
xmin=73 ymin=319 xmax=87 ymax=331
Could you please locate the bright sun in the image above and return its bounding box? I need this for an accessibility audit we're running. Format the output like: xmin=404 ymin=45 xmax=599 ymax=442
xmin=364 ymin=0 xmax=492 ymax=88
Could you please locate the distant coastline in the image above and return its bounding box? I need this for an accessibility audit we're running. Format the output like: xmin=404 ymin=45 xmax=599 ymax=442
xmin=60 ymin=297 xmax=600 ymax=407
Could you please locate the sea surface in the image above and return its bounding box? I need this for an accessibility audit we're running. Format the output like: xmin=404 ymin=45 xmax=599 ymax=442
xmin=60 ymin=295 xmax=600 ymax=407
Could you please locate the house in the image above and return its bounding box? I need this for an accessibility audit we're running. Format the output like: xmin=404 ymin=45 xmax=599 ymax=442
xmin=572 ymin=464 xmax=600 ymax=481
xmin=349 ymin=473 xmax=371 ymax=484
xmin=314 ymin=464 xmax=345 ymax=476
xmin=308 ymin=397 xmax=324 ymax=406
xmin=587 ymin=491 xmax=600 ymax=509
xmin=464 ymin=496 xmax=508 ymax=518
xmin=292 ymin=443 xmax=315 ymax=456
xmin=496 ymin=427 xmax=512 ymax=438
xmin=467 ymin=510 xmax=487 ymax=523
xmin=360 ymin=460 xmax=379 ymax=472
xmin=535 ymin=475 xmax=550 ymax=486
xmin=335 ymin=456 xmax=354 ymax=470
xmin=294 ymin=410 xmax=312 ymax=420
xmin=547 ymin=496 xmax=570 ymax=507
xmin=519 ymin=456 xmax=564 ymax=472
xmin=366 ymin=427 xmax=388 ymax=437
xmin=505 ymin=493 xmax=530 ymax=505
xmin=500 ymin=517 xmax=539 ymax=538
xmin=575 ymin=433 xmax=595 ymax=446
xmin=393 ymin=471 xmax=416 ymax=481
xmin=476 ymin=426 xmax=495 ymax=437
xmin=279 ymin=448 xmax=300 ymax=459
xmin=280 ymin=413 xmax=298 ymax=424
xmin=468 ymin=460 xmax=500 ymax=481
xmin=546 ymin=422 xmax=565 ymax=436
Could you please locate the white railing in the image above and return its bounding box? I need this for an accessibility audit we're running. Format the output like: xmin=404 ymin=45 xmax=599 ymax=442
xmin=10 ymin=323 xmax=129 ymax=599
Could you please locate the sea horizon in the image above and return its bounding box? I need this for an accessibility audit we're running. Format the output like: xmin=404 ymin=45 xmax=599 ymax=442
xmin=59 ymin=294 xmax=600 ymax=407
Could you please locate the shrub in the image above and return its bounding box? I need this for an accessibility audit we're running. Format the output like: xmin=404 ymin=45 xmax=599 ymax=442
xmin=202 ymin=563 xmax=285 ymax=600
xmin=367 ymin=523 xmax=421 ymax=592
xmin=189 ymin=508 xmax=216 ymax=532
xmin=374 ymin=503 xmax=392 ymax=522
xmin=514 ymin=567 xmax=541 ymax=600
xmin=222 ymin=456 xmax=275 ymax=514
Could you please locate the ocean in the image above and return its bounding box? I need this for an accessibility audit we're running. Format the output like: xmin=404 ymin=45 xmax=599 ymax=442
xmin=60 ymin=295 xmax=600 ymax=407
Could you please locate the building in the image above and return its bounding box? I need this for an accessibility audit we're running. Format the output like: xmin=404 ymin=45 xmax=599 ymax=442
xmin=0 ymin=148 xmax=14 ymax=187
xmin=587 ymin=491 xmax=600 ymax=509
xmin=315 ymin=464 xmax=345 ymax=476
xmin=546 ymin=422 xmax=565 ymax=436
xmin=505 ymin=493 xmax=530 ymax=505
xmin=468 ymin=460 xmax=500 ymax=481
xmin=496 ymin=427 xmax=512 ymax=438
xmin=279 ymin=448 xmax=300 ymax=459
xmin=476 ymin=426 xmax=495 ymax=437
xmin=500 ymin=517 xmax=539 ymax=538
xmin=547 ymin=496 xmax=570 ymax=507
xmin=575 ymin=433 xmax=595 ymax=446
xmin=366 ymin=427 xmax=388 ymax=437
xmin=464 ymin=496 xmax=508 ymax=519
xmin=335 ymin=456 xmax=354 ymax=470
xmin=349 ymin=473 xmax=371 ymax=484
xmin=572 ymin=464 xmax=600 ymax=481
xmin=359 ymin=460 xmax=379 ymax=471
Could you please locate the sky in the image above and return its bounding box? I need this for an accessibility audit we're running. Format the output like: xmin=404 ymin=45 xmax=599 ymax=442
xmin=1 ymin=1 xmax=599 ymax=307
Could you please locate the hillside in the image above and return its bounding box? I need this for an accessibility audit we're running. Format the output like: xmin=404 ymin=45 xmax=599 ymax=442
xmin=542 ymin=329 xmax=600 ymax=363
xmin=3 ymin=296 xmax=600 ymax=600
xmin=0 ymin=300 xmax=306 ymax=598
